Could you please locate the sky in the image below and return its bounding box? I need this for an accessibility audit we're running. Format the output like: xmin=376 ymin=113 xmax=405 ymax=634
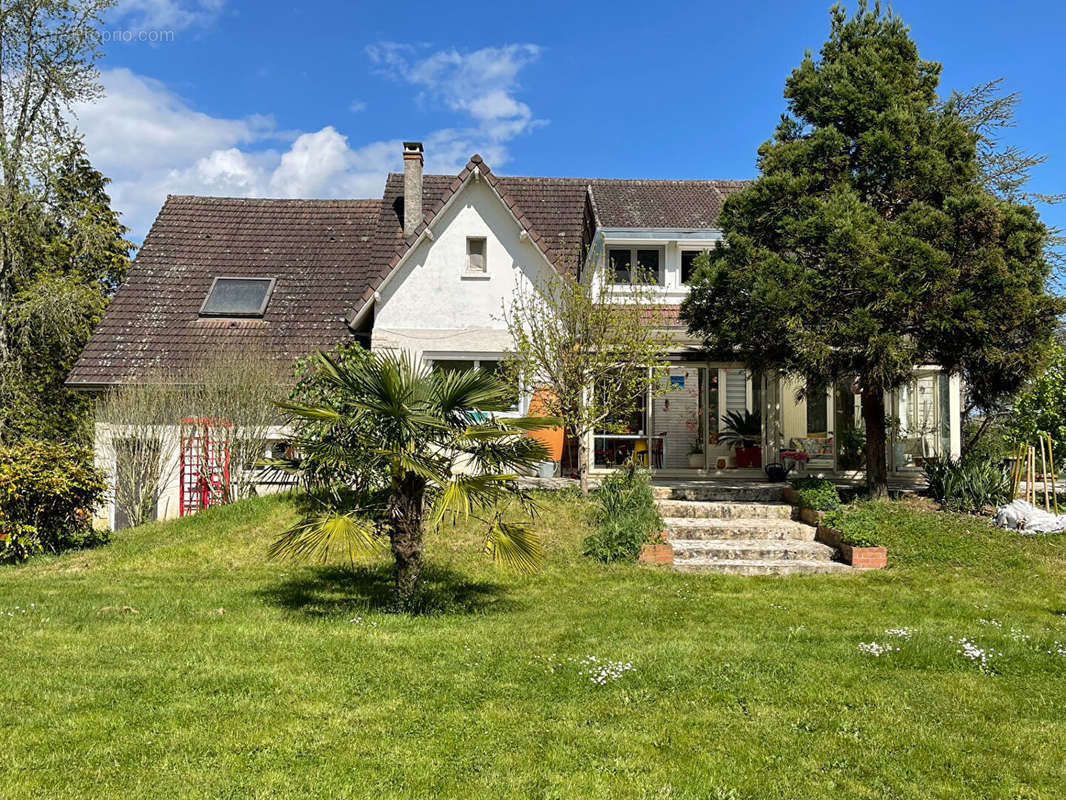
xmin=83 ymin=0 xmax=1066 ymax=243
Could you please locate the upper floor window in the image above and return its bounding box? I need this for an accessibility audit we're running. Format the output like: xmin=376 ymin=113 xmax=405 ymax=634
xmin=466 ymin=237 xmax=488 ymax=275
xmin=199 ymin=277 xmax=275 ymax=317
xmin=681 ymin=250 xmax=709 ymax=284
xmin=609 ymin=247 xmax=661 ymax=284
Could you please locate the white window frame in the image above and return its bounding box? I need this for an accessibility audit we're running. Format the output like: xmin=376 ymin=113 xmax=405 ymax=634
xmin=464 ymin=236 xmax=489 ymax=278
xmin=679 ymin=248 xmax=711 ymax=285
xmin=607 ymin=245 xmax=664 ymax=285
xmin=425 ymin=353 xmax=524 ymax=416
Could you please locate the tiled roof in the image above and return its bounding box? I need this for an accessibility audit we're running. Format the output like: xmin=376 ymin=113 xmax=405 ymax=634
xmin=588 ymin=179 xmax=749 ymax=229
xmin=67 ymin=196 xmax=380 ymax=387
xmin=69 ymin=158 xmax=747 ymax=387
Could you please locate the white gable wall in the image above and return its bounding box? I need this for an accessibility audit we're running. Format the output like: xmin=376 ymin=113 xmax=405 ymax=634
xmin=371 ymin=179 xmax=557 ymax=360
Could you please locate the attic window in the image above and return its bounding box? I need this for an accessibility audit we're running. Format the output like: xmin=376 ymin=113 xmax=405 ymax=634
xmin=465 ymin=237 xmax=488 ymax=275
xmin=199 ymin=277 xmax=275 ymax=317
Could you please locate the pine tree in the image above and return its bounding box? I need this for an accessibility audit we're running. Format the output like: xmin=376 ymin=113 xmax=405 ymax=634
xmin=682 ymin=2 xmax=1064 ymax=497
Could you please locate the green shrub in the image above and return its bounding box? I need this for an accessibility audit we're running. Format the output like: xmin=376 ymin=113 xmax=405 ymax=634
xmin=582 ymin=462 xmax=662 ymax=563
xmin=922 ymin=457 xmax=1010 ymax=514
xmin=0 ymin=441 xmax=108 ymax=564
xmin=790 ymin=476 xmax=841 ymax=511
xmin=822 ymin=504 xmax=882 ymax=547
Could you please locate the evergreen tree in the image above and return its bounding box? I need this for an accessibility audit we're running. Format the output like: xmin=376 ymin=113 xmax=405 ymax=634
xmin=682 ymin=2 xmax=1064 ymax=496
xmin=1 ymin=142 xmax=131 ymax=443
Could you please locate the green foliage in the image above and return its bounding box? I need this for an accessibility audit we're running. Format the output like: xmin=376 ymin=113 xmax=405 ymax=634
xmin=1004 ymin=343 xmax=1066 ymax=467
xmin=1 ymin=143 xmax=132 ymax=445
xmin=681 ymin=2 xmax=1064 ymax=494
xmin=272 ymin=350 xmax=560 ymax=605
xmin=280 ymin=342 xmax=378 ymax=494
xmin=922 ymin=457 xmax=1011 ymax=514
xmin=717 ymin=408 xmax=762 ymax=449
xmin=502 ymin=261 xmax=671 ymax=491
xmin=790 ymin=476 xmax=841 ymax=511
xmin=5 ymin=492 xmax=1066 ymax=795
xmin=582 ymin=462 xmax=663 ymax=563
xmin=822 ymin=503 xmax=881 ymax=547
xmin=962 ymin=414 xmax=1013 ymax=463
xmin=0 ymin=440 xmax=107 ymax=563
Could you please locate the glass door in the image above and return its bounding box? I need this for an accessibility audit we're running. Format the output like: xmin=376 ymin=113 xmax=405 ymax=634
xmin=649 ymin=365 xmax=707 ymax=472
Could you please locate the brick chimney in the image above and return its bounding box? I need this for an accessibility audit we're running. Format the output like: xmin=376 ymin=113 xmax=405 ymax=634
xmin=403 ymin=141 xmax=423 ymax=237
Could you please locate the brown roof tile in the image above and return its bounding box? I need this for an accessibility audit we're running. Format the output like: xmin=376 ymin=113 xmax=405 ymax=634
xmin=70 ymin=161 xmax=746 ymax=387
xmin=67 ymin=195 xmax=380 ymax=387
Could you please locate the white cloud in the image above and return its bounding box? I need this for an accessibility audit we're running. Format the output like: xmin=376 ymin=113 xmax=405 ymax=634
xmin=349 ymin=100 xmax=367 ymax=113
xmin=76 ymin=43 xmax=544 ymax=240
xmin=367 ymin=43 xmax=544 ymax=142
xmin=111 ymin=0 xmax=226 ymax=31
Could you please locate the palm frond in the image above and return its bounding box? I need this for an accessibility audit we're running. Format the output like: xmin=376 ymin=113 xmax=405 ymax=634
xmin=433 ymin=367 xmax=515 ymax=415
xmin=268 ymin=511 xmax=384 ymax=563
xmin=484 ymin=520 xmax=544 ymax=573
xmin=430 ymin=473 xmax=518 ymax=523
xmin=501 ymin=415 xmax=564 ymax=432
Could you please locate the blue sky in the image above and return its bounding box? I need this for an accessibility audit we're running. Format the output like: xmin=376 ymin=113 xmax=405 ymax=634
xmin=87 ymin=0 xmax=1066 ymax=242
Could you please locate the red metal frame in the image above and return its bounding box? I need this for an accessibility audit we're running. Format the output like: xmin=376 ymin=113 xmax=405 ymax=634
xmin=179 ymin=417 xmax=232 ymax=516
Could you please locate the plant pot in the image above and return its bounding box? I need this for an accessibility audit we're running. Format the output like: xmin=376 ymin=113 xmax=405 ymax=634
xmin=639 ymin=541 xmax=674 ymax=565
xmin=765 ymin=463 xmax=788 ymax=482
xmin=735 ymin=446 xmax=762 ymax=469
xmin=799 ymin=507 xmax=824 ymax=526
xmin=816 ymin=525 xmax=886 ymax=569
xmin=688 ymin=453 xmax=704 ymax=469
xmin=782 ymin=486 xmax=799 ymax=505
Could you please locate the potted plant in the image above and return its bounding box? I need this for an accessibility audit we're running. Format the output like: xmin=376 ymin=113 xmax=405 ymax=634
xmin=817 ymin=509 xmax=887 ymax=569
xmin=639 ymin=530 xmax=674 ymax=564
xmin=718 ymin=409 xmax=763 ymax=468
xmin=688 ymin=440 xmax=704 ymax=469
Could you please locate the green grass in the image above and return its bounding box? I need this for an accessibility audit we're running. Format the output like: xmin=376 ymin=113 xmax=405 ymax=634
xmin=2 ymin=493 xmax=1066 ymax=799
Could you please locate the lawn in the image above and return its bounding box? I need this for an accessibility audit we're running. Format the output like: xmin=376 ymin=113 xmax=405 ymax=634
xmin=2 ymin=492 xmax=1065 ymax=799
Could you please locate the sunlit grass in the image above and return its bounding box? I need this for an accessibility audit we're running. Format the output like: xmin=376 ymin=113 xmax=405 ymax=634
xmin=1 ymin=492 xmax=1064 ymax=799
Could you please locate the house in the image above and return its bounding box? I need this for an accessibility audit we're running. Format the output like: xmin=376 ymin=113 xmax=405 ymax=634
xmin=69 ymin=141 xmax=962 ymax=528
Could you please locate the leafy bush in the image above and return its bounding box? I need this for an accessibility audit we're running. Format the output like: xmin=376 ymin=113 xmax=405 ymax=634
xmin=922 ymin=457 xmax=1010 ymax=514
xmin=0 ymin=441 xmax=108 ymax=563
xmin=583 ymin=462 xmax=663 ymax=563
xmin=822 ymin=505 xmax=882 ymax=547
xmin=790 ymin=476 xmax=841 ymax=510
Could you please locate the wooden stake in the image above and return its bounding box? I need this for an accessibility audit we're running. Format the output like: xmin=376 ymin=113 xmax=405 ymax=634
xmin=1048 ymin=433 xmax=1059 ymax=514
xmin=1010 ymin=441 xmax=1022 ymax=499
xmin=1029 ymin=446 xmax=1036 ymax=504
xmin=1040 ymin=437 xmax=1050 ymax=511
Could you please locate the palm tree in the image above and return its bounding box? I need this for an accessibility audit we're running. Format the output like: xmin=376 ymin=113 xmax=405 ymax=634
xmin=269 ymin=350 xmax=560 ymax=606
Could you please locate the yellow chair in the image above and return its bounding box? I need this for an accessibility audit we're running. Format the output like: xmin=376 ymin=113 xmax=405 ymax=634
xmin=633 ymin=439 xmax=649 ymax=466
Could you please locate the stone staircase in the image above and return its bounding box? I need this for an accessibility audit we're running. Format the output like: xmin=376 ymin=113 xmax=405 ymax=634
xmin=653 ymin=483 xmax=850 ymax=575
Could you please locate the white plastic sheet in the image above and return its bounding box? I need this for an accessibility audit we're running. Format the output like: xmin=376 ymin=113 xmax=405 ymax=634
xmin=994 ymin=499 xmax=1066 ymax=533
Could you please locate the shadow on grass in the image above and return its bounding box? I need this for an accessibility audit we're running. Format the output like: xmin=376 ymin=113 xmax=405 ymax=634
xmin=259 ymin=563 xmax=520 ymax=617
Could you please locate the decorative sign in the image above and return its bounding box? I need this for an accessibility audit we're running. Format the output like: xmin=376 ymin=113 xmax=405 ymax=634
xmin=670 ymin=375 xmax=685 ymax=389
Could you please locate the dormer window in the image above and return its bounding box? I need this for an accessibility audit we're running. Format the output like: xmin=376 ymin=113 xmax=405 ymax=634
xmin=199 ymin=277 xmax=275 ymax=317
xmin=609 ymin=247 xmax=661 ymax=284
xmin=465 ymin=237 xmax=488 ymax=275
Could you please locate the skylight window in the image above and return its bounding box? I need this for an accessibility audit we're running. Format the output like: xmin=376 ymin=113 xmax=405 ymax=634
xmin=199 ymin=277 xmax=276 ymax=317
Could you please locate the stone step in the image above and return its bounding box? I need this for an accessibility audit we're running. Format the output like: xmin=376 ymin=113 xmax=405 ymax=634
xmin=653 ymin=484 xmax=786 ymax=503
xmin=673 ymin=559 xmax=852 ymax=576
xmin=663 ymin=518 xmax=815 ymax=541
xmin=671 ymin=538 xmax=836 ymax=562
xmin=656 ymin=499 xmax=794 ymax=520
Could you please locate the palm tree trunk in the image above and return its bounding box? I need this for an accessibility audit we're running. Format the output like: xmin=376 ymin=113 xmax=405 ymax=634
xmin=861 ymin=384 xmax=890 ymax=500
xmin=390 ymin=471 xmax=426 ymax=607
